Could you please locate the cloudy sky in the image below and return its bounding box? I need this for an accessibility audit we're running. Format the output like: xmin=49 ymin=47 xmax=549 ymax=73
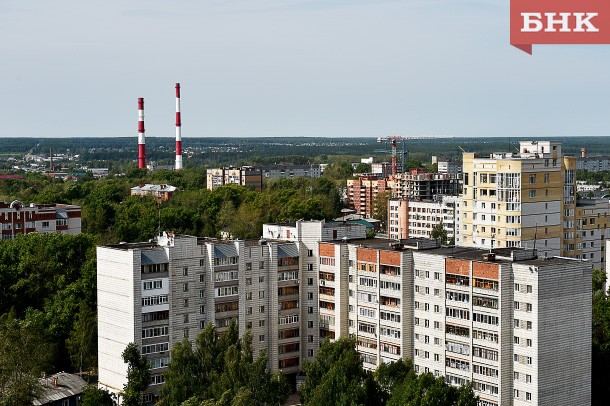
xmin=1 ymin=0 xmax=609 ymax=138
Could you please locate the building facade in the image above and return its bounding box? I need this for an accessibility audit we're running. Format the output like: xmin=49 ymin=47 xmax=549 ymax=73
xmin=346 ymin=175 xmax=391 ymax=217
xmin=262 ymin=165 xmax=322 ymax=179
xmin=97 ymin=221 xmax=367 ymax=403
xmin=206 ymin=166 xmax=263 ymax=191
xmin=388 ymin=196 xmax=459 ymax=242
xmin=577 ymin=156 xmax=610 ymax=172
xmin=389 ymin=169 xmax=461 ymax=201
xmin=317 ymin=239 xmax=591 ymax=406
xmin=130 ymin=184 xmax=177 ymax=201
xmin=0 ymin=201 xmax=81 ymax=239
xmin=458 ymin=141 xmax=576 ymax=261
xmin=98 ymin=225 xmax=591 ymax=406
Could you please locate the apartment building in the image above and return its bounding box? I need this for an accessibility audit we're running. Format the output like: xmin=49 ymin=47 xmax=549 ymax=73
xmin=0 ymin=200 xmax=81 ymax=239
xmin=98 ymin=220 xmax=590 ymax=406
xmin=432 ymin=156 xmax=462 ymax=175
xmin=130 ymin=184 xmax=177 ymax=201
xmin=261 ymin=164 xmax=322 ymax=179
xmin=569 ymin=199 xmax=610 ymax=268
xmin=347 ymin=169 xmax=461 ymax=218
xmin=387 ymin=196 xmax=459 ymax=242
xmin=346 ymin=175 xmax=391 ymax=217
xmin=389 ymin=169 xmax=461 ymax=201
xmin=97 ymin=221 xmax=367 ymax=403
xmin=459 ymin=141 xmax=576 ymax=261
xmin=577 ymin=156 xmax=610 ymax=172
xmin=318 ymin=239 xmax=591 ymax=406
xmin=206 ymin=166 xmax=263 ymax=191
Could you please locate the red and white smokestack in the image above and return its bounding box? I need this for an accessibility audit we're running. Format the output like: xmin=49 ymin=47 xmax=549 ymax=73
xmin=138 ymin=98 xmax=146 ymax=169
xmin=175 ymin=83 xmax=183 ymax=170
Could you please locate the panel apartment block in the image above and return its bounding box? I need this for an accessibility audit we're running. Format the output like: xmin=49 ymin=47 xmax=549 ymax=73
xmin=0 ymin=201 xmax=81 ymax=239
xmin=98 ymin=221 xmax=590 ymax=406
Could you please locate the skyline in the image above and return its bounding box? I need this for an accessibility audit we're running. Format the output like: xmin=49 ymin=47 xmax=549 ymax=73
xmin=1 ymin=1 xmax=609 ymax=138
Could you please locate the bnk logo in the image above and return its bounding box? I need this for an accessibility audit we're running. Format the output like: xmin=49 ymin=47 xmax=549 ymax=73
xmin=510 ymin=0 xmax=610 ymax=54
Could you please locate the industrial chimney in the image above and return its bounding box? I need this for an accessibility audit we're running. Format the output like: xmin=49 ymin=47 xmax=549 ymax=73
xmin=581 ymin=148 xmax=586 ymax=158
xmin=175 ymin=83 xmax=183 ymax=170
xmin=138 ymin=98 xmax=146 ymax=169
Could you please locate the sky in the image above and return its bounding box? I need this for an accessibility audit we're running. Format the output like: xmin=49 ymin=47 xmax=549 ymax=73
xmin=0 ymin=0 xmax=609 ymax=139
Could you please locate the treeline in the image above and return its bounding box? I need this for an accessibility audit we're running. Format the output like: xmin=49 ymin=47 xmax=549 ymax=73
xmin=0 ymin=168 xmax=342 ymax=244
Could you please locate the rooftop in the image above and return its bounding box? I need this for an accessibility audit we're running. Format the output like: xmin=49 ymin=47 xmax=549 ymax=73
xmin=33 ymin=372 xmax=87 ymax=406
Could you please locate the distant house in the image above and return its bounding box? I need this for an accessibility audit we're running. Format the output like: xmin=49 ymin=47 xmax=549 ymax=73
xmin=32 ymin=372 xmax=87 ymax=406
xmin=130 ymin=184 xmax=177 ymax=201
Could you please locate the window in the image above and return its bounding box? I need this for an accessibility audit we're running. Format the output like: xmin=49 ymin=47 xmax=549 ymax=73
xmin=526 ymin=392 xmax=532 ymax=401
xmin=259 ymin=319 xmax=265 ymax=327
xmin=307 ymin=320 xmax=314 ymax=328
xmin=529 ymin=174 xmax=536 ymax=184
xmin=143 ymin=280 xmax=163 ymax=290
xmin=308 ymin=278 xmax=314 ymax=286
xmin=259 ymin=335 xmax=265 ymax=342
xmin=259 ymin=305 xmax=265 ymax=313
xmin=307 ymin=249 xmax=313 ymax=257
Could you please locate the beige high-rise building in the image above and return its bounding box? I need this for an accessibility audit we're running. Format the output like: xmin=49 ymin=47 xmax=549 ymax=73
xmin=458 ymin=141 xmax=576 ymax=260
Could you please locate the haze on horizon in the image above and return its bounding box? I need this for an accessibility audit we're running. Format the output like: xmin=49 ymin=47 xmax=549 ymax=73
xmin=1 ymin=1 xmax=609 ymax=139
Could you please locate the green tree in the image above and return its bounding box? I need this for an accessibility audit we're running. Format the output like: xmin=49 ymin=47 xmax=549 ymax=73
xmin=374 ymin=358 xmax=414 ymax=402
xmin=592 ymin=269 xmax=610 ymax=404
xmin=373 ymin=191 xmax=390 ymax=226
xmin=81 ymin=386 xmax=115 ymax=406
xmin=354 ymin=163 xmax=372 ymax=173
xmin=66 ymin=302 xmax=97 ymax=377
xmin=122 ymin=343 xmax=151 ymax=406
xmin=299 ymin=338 xmax=380 ymax=406
xmin=387 ymin=372 xmax=478 ymax=406
xmin=160 ymin=321 xmax=288 ymax=406
xmin=0 ymin=312 xmax=52 ymax=405
xmin=323 ymin=161 xmax=354 ymax=180
xmin=431 ymin=222 xmax=449 ymax=244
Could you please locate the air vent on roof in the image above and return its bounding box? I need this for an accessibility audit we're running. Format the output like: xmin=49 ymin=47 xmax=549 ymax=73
xmin=482 ymin=253 xmax=496 ymax=261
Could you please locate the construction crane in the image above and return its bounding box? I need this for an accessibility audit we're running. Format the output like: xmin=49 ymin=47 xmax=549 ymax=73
xmin=376 ymin=135 xmax=454 ymax=175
